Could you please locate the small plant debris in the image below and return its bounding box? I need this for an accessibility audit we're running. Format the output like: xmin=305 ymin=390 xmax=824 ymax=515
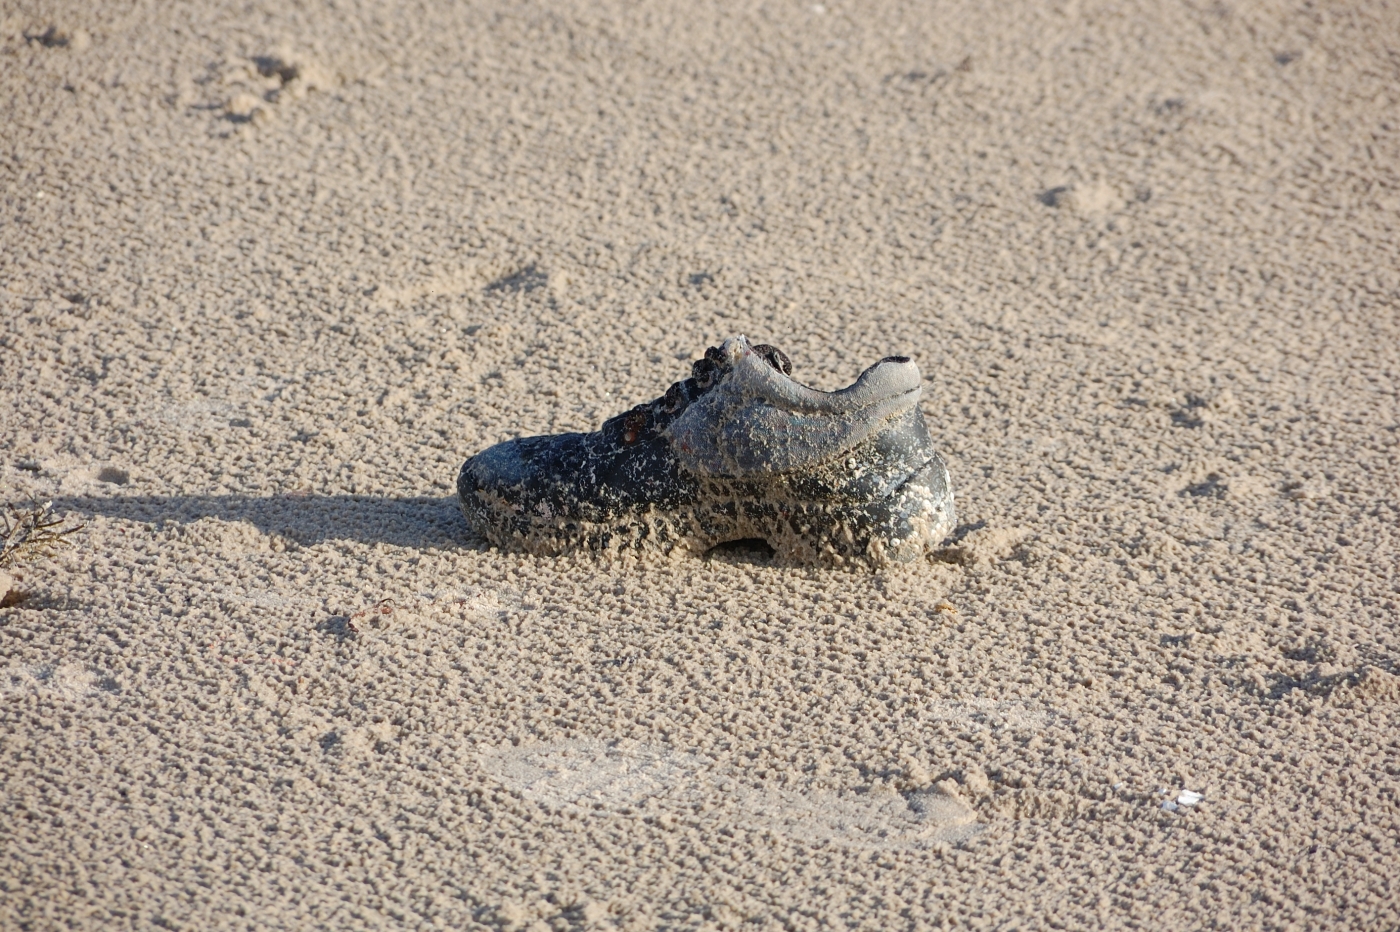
xmin=345 ymin=598 xmax=395 ymax=635
xmin=0 ymin=498 xmax=83 ymax=569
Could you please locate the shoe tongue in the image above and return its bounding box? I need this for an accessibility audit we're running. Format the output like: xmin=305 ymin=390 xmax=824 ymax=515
xmin=691 ymin=337 xmax=792 ymax=386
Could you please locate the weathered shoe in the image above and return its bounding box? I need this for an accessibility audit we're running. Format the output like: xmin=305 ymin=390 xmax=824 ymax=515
xmin=457 ymin=336 xmax=954 ymax=566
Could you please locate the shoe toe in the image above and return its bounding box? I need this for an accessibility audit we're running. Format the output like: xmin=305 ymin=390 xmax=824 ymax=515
xmin=457 ymin=438 xmax=540 ymax=542
xmin=460 ymin=438 xmax=531 ymax=494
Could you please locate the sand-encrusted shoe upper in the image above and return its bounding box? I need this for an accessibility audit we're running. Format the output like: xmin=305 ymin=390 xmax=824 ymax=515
xmin=458 ymin=335 xmax=954 ymax=564
xmin=664 ymin=336 xmax=924 ymax=476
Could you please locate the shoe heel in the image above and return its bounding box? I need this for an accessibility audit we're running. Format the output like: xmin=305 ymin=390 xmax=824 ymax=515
xmin=770 ymin=455 xmax=955 ymax=567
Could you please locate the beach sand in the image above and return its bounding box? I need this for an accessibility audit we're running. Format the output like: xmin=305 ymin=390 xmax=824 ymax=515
xmin=2 ymin=0 xmax=1398 ymax=928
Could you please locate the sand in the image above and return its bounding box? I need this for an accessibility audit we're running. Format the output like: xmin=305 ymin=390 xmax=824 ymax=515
xmin=2 ymin=0 xmax=1398 ymax=928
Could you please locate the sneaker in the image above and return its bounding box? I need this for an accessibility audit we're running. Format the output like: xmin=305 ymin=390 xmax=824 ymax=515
xmin=457 ymin=335 xmax=955 ymax=566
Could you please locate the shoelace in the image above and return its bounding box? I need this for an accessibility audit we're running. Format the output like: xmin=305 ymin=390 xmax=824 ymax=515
xmin=615 ymin=341 xmax=793 ymax=445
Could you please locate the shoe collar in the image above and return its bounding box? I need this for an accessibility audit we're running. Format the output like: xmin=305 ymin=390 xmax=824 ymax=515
xmin=717 ymin=335 xmax=922 ymax=415
xmin=664 ymin=336 xmax=925 ymax=476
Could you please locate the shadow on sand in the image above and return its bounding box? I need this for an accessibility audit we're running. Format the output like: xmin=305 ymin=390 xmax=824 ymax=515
xmin=48 ymin=493 xmax=482 ymax=551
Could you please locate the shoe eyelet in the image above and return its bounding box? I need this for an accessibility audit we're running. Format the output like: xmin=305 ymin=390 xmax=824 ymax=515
xmin=623 ymin=411 xmax=647 ymax=445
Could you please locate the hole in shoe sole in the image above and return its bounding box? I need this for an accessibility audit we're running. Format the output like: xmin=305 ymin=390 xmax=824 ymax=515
xmin=705 ymin=537 xmax=776 ymax=561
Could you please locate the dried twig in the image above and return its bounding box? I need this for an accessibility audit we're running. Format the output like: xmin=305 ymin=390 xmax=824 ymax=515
xmin=0 ymin=498 xmax=83 ymax=568
xmin=344 ymin=598 xmax=395 ymax=634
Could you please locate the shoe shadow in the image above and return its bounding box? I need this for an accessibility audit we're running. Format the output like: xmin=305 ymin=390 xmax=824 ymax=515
xmin=47 ymin=493 xmax=482 ymax=551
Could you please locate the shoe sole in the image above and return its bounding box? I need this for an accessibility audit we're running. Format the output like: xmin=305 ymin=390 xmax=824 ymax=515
xmin=459 ymin=453 xmax=955 ymax=568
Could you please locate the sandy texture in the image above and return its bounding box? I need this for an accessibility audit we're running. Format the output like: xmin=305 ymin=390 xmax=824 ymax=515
xmin=2 ymin=0 xmax=1398 ymax=928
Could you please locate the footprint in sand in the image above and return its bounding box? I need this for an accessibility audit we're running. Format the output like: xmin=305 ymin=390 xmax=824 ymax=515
xmin=479 ymin=740 xmax=980 ymax=851
xmin=220 ymin=51 xmax=336 ymax=123
xmin=0 ymin=662 xmax=117 ymax=700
